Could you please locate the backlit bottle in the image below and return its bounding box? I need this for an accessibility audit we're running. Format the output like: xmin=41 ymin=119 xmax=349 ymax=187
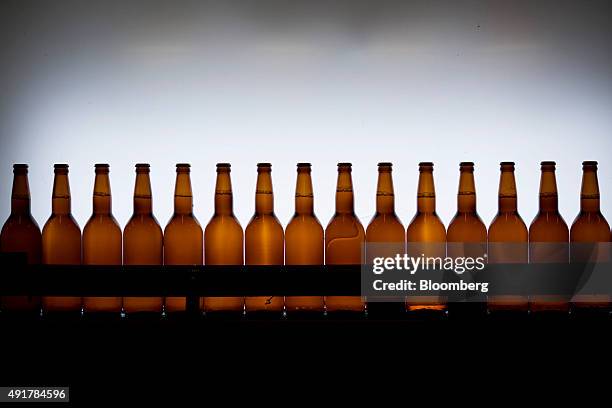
xmin=245 ymin=163 xmax=284 ymax=314
xmin=123 ymin=164 xmax=163 ymax=315
xmin=83 ymin=164 xmax=122 ymax=314
xmin=0 ymin=164 xmax=42 ymax=313
xmin=285 ymin=163 xmax=325 ymax=315
xmin=204 ymin=163 xmax=244 ymax=315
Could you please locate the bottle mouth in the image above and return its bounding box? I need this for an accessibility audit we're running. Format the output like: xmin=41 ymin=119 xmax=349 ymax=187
xmin=500 ymin=162 xmax=515 ymax=170
xmin=459 ymin=161 xmax=474 ymax=167
xmin=135 ymin=163 xmax=150 ymax=168
xmin=297 ymin=162 xmax=311 ymax=167
xmin=377 ymin=162 xmax=393 ymax=167
xmin=13 ymin=163 xmax=28 ymax=169
xmin=582 ymin=160 xmax=598 ymax=169
xmin=176 ymin=163 xmax=191 ymax=168
xmin=95 ymin=163 xmax=109 ymax=168
xmin=54 ymin=164 xmax=69 ymax=169
xmin=257 ymin=163 xmax=272 ymax=168
xmin=217 ymin=163 xmax=231 ymax=168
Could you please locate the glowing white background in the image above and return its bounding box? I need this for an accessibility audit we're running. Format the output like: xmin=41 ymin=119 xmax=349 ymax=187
xmin=1 ymin=0 xmax=611 ymax=234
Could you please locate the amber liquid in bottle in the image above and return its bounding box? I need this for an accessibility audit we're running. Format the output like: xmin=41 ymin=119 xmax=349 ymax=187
xmin=365 ymin=163 xmax=405 ymax=316
xmin=285 ymin=163 xmax=325 ymax=315
xmin=42 ymin=164 xmax=82 ymax=313
xmin=325 ymin=163 xmax=366 ymax=313
xmin=123 ymin=164 xmax=163 ymax=315
xmin=406 ymin=162 xmax=447 ymax=313
xmin=82 ymin=164 xmax=122 ymax=314
xmin=446 ymin=162 xmax=487 ymax=314
xmin=487 ymin=162 xmax=529 ymax=313
xmin=245 ymin=163 xmax=284 ymax=314
xmin=0 ymin=164 xmax=42 ymax=313
xmin=204 ymin=163 xmax=244 ymax=314
xmin=164 ymin=164 xmax=203 ymax=313
xmin=529 ymin=161 xmax=569 ymax=313
xmin=570 ymin=161 xmax=611 ymax=309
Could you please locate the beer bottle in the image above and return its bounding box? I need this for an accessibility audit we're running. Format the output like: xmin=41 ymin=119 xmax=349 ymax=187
xmin=365 ymin=163 xmax=405 ymax=317
xmin=325 ymin=163 xmax=366 ymax=313
xmin=446 ymin=162 xmax=487 ymax=315
xmin=570 ymin=161 xmax=610 ymax=310
xmin=0 ymin=164 xmax=42 ymax=313
xmin=42 ymin=164 xmax=82 ymax=314
xmin=123 ymin=164 xmax=163 ymax=315
xmin=529 ymin=161 xmax=569 ymax=313
xmin=488 ymin=162 xmax=528 ymax=313
xmin=204 ymin=163 xmax=244 ymax=315
xmin=285 ymin=163 xmax=324 ymax=315
xmin=245 ymin=163 xmax=284 ymax=314
xmin=406 ymin=162 xmax=447 ymax=313
xmin=82 ymin=164 xmax=122 ymax=314
xmin=164 ymin=164 xmax=203 ymax=313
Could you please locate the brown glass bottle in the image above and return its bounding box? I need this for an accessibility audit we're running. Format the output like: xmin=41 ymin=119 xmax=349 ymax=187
xmin=123 ymin=164 xmax=163 ymax=315
xmin=245 ymin=163 xmax=284 ymax=314
xmin=570 ymin=161 xmax=610 ymax=309
xmin=366 ymin=163 xmax=405 ymax=244
xmin=406 ymin=162 xmax=447 ymax=312
xmin=487 ymin=162 xmax=528 ymax=312
xmin=447 ymin=162 xmax=487 ymax=315
xmin=325 ymin=163 xmax=366 ymax=313
xmin=529 ymin=162 xmax=569 ymax=313
xmin=82 ymin=164 xmax=122 ymax=314
xmin=41 ymin=164 xmax=82 ymax=313
xmin=164 ymin=164 xmax=203 ymax=313
xmin=0 ymin=164 xmax=42 ymax=312
xmin=204 ymin=163 xmax=244 ymax=314
xmin=285 ymin=163 xmax=325 ymax=314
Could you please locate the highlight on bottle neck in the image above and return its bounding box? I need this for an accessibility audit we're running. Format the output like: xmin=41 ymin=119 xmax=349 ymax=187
xmin=174 ymin=163 xmax=193 ymax=215
xmin=133 ymin=163 xmax=153 ymax=215
xmin=456 ymin=162 xmax=477 ymax=213
xmin=580 ymin=160 xmax=600 ymax=213
xmin=295 ymin=162 xmax=314 ymax=215
xmin=538 ymin=161 xmax=559 ymax=212
xmin=214 ymin=163 xmax=233 ymax=215
xmin=498 ymin=161 xmax=518 ymax=213
xmin=10 ymin=164 xmax=31 ymax=215
xmin=335 ymin=162 xmax=354 ymax=214
xmin=51 ymin=164 xmax=72 ymax=215
xmin=93 ymin=163 xmax=112 ymax=215
xmin=255 ymin=163 xmax=274 ymax=214
xmin=417 ymin=162 xmax=436 ymax=213
xmin=376 ymin=162 xmax=395 ymax=214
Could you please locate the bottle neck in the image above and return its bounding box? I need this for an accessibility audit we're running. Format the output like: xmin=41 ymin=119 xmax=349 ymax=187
xmin=457 ymin=170 xmax=476 ymax=214
xmin=52 ymin=173 xmax=71 ymax=215
xmin=417 ymin=170 xmax=436 ymax=213
xmin=295 ymin=169 xmax=314 ymax=215
xmin=498 ymin=170 xmax=518 ymax=213
xmin=539 ymin=170 xmax=559 ymax=213
xmin=376 ymin=170 xmax=395 ymax=214
xmin=174 ymin=172 xmax=193 ymax=215
xmin=335 ymin=170 xmax=354 ymax=214
xmin=10 ymin=173 xmax=31 ymax=215
xmin=214 ymin=170 xmax=234 ymax=216
xmin=255 ymin=170 xmax=274 ymax=215
xmin=93 ymin=172 xmax=112 ymax=215
xmin=580 ymin=169 xmax=600 ymax=213
xmin=133 ymin=172 xmax=153 ymax=215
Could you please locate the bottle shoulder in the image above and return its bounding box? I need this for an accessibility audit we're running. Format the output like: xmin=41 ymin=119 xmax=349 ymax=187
xmin=1 ymin=214 xmax=41 ymax=234
xmin=164 ymin=213 xmax=203 ymax=234
xmin=124 ymin=214 xmax=163 ymax=236
xmin=406 ymin=212 xmax=446 ymax=236
xmin=42 ymin=214 xmax=81 ymax=234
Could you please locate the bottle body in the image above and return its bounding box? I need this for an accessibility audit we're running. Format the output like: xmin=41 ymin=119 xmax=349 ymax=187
xmin=487 ymin=162 xmax=528 ymax=312
xmin=82 ymin=164 xmax=122 ymax=314
xmin=164 ymin=164 xmax=203 ymax=313
xmin=325 ymin=163 xmax=366 ymax=313
xmin=245 ymin=163 xmax=284 ymax=314
xmin=42 ymin=165 xmax=82 ymax=313
xmin=285 ymin=163 xmax=325 ymax=314
xmin=529 ymin=162 xmax=569 ymax=313
xmin=0 ymin=164 xmax=42 ymax=312
xmin=570 ymin=161 xmax=610 ymax=310
xmin=204 ymin=163 xmax=244 ymax=314
xmin=123 ymin=164 xmax=163 ymax=314
xmin=406 ymin=162 xmax=447 ymax=312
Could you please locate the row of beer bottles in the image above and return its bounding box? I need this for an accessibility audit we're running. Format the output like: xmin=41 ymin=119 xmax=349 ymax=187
xmin=1 ymin=161 xmax=610 ymax=315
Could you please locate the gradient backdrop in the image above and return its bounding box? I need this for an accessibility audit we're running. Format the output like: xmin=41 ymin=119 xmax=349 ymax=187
xmin=1 ymin=0 xmax=611 ymax=234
